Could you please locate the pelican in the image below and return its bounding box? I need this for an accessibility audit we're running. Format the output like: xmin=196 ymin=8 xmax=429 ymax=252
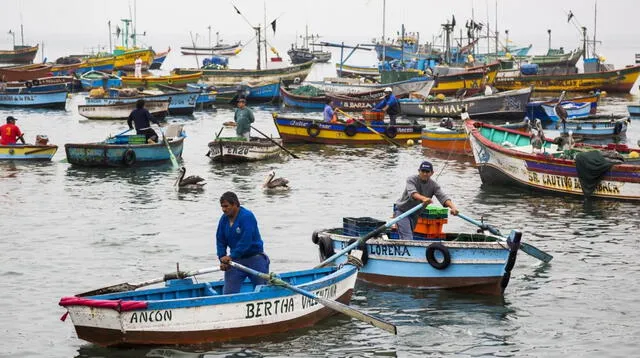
xmin=263 ymin=171 xmax=289 ymax=190
xmin=175 ymin=167 xmax=206 ymax=189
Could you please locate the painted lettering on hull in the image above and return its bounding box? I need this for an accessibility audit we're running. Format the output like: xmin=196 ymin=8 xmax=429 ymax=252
xmin=246 ymin=297 xmax=295 ymax=319
xmin=130 ymin=310 xmax=173 ymax=324
xmin=369 ymin=244 xmax=411 ymax=257
xmin=301 ymin=284 xmax=338 ymax=309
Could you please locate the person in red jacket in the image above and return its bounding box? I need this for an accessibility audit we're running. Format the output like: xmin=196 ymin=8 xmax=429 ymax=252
xmin=0 ymin=116 xmax=26 ymax=145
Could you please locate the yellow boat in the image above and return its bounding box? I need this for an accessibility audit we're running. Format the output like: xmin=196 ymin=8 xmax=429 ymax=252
xmin=121 ymin=72 xmax=203 ymax=88
xmin=112 ymin=48 xmax=155 ymax=71
xmin=494 ymin=65 xmax=640 ymax=93
xmin=76 ymin=56 xmax=116 ymax=74
xmin=0 ymin=144 xmax=58 ymax=160
xmin=430 ymin=62 xmax=500 ymax=96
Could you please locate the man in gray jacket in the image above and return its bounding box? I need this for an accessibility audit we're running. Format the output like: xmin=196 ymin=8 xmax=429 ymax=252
xmin=394 ymin=161 xmax=459 ymax=240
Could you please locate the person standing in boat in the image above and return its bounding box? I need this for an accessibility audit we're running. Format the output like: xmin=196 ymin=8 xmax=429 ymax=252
xmin=394 ymin=161 xmax=459 ymax=241
xmin=216 ymin=191 xmax=270 ymax=294
xmin=134 ymin=56 xmax=143 ymax=78
xmin=323 ymin=100 xmax=338 ymax=123
xmin=234 ymin=98 xmax=255 ymax=140
xmin=128 ymin=99 xmax=160 ymax=143
xmin=0 ymin=116 xmax=26 ymax=145
xmin=372 ymin=87 xmax=400 ymax=125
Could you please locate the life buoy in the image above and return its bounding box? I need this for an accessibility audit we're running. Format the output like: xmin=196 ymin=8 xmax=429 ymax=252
xmin=167 ymin=79 xmax=173 ymax=85
xmin=344 ymin=124 xmax=357 ymax=137
xmin=385 ymin=126 xmax=397 ymax=138
xmin=122 ymin=149 xmax=136 ymax=166
xmin=307 ymin=123 xmax=321 ymax=137
xmin=318 ymin=236 xmax=335 ymax=261
xmin=426 ymin=243 xmax=451 ymax=270
xmin=347 ymin=238 xmax=369 ymax=266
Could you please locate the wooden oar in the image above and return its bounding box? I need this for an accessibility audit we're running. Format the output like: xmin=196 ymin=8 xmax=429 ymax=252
xmin=457 ymin=213 xmax=553 ymax=263
xmin=335 ymin=108 xmax=403 ymax=147
xmin=24 ymin=146 xmax=54 ymax=155
xmin=206 ymin=127 xmax=226 ymax=157
xmin=228 ymin=261 xmax=397 ymax=335
xmin=251 ymin=125 xmax=299 ymax=159
xmin=77 ymin=266 xmax=221 ymax=297
xmin=160 ymin=126 xmax=180 ymax=168
xmin=315 ymin=202 xmax=426 ymax=268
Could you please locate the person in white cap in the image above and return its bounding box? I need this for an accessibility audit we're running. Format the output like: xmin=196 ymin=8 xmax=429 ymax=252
xmin=372 ymin=87 xmax=400 ymax=125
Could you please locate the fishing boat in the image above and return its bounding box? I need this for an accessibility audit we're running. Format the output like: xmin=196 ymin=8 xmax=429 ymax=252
xmin=429 ymin=62 xmax=501 ymax=96
xmin=273 ymin=113 xmax=423 ymax=144
xmin=4 ymin=81 xmax=68 ymax=94
xmin=312 ymin=209 xmax=522 ymax=295
xmin=304 ymin=76 xmax=433 ymax=97
xmin=421 ymin=119 xmax=531 ymax=156
xmin=0 ymin=45 xmax=39 ymax=64
xmin=494 ymin=64 xmax=640 ymax=93
xmin=149 ymin=48 xmax=171 ymax=70
xmin=65 ymin=125 xmax=185 ymax=167
xmin=627 ymin=105 xmax=640 ymax=118
xmin=335 ymin=64 xmax=380 ymax=80
xmin=121 ymin=72 xmax=203 ymax=89
xmin=113 ymin=48 xmax=155 ymax=71
xmin=465 ymin=120 xmax=640 ymax=200
xmin=79 ymin=70 xmax=122 ymax=90
xmin=185 ymin=83 xmax=218 ymax=109
xmin=540 ymin=101 xmax=592 ymax=122
xmin=180 ymin=41 xmax=242 ymax=56
xmin=173 ymin=61 xmax=314 ymax=86
xmin=84 ymin=90 xmax=198 ymax=115
xmin=0 ymin=89 xmax=67 ymax=109
xmin=78 ymin=100 xmax=169 ymax=120
xmin=50 ymin=57 xmax=83 ymax=76
xmin=0 ymin=63 xmax=52 ymax=82
xmin=326 ymin=91 xmax=386 ymax=112
xmin=244 ymin=81 xmax=280 ymax=102
xmin=280 ymin=86 xmax=327 ymax=110
xmin=400 ymin=87 xmax=532 ymax=120
xmin=526 ymin=91 xmax=600 ymax=121
xmin=206 ymin=137 xmax=283 ymax=163
xmin=287 ymin=30 xmax=331 ymax=64
xmin=0 ymin=143 xmax=58 ymax=160
xmin=553 ymin=117 xmax=629 ymax=138
xmin=74 ymin=56 xmax=116 ymax=75
xmin=530 ymin=48 xmax=583 ymax=68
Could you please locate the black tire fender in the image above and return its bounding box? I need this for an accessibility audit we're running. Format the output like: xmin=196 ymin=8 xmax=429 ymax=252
xmin=426 ymin=243 xmax=451 ymax=270
xmin=344 ymin=124 xmax=357 ymax=137
xmin=307 ymin=123 xmax=321 ymax=137
xmin=385 ymin=126 xmax=398 ymax=138
xmin=614 ymin=121 xmax=623 ymax=135
xmin=311 ymin=230 xmax=321 ymax=244
xmin=347 ymin=238 xmax=369 ymax=266
xmin=122 ymin=149 xmax=136 ymax=166
xmin=318 ymin=236 xmax=335 ymax=261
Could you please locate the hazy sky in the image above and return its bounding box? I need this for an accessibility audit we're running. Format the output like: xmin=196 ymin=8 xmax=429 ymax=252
xmin=1 ymin=0 xmax=639 ymax=67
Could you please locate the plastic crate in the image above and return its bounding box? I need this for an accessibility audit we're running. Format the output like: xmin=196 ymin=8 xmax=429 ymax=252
xmin=362 ymin=111 xmax=385 ymax=121
xmin=128 ymin=135 xmax=147 ymax=144
xmin=414 ymin=217 xmax=447 ymax=238
xmin=420 ymin=205 xmax=449 ymax=219
xmin=342 ymin=217 xmax=385 ymax=237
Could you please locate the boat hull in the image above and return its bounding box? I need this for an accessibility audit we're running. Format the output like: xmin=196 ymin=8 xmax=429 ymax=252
xmin=175 ymin=61 xmax=313 ymax=86
xmin=78 ymin=100 xmax=169 ymax=120
xmin=65 ymin=137 xmax=184 ymax=167
xmin=0 ymin=145 xmax=58 ymax=160
xmin=0 ymin=45 xmax=39 ymax=64
xmin=466 ymin=121 xmax=640 ymax=200
xmin=628 ymin=105 xmax=640 ymax=117
xmin=207 ymin=137 xmax=283 ymax=163
xmin=430 ymin=65 xmax=500 ymax=96
xmin=121 ymin=72 xmax=202 ymax=89
xmin=0 ymin=90 xmax=67 ymax=109
xmin=554 ymin=119 xmax=628 ymax=138
xmin=84 ymin=92 xmax=197 ymax=115
xmin=304 ymin=76 xmax=433 ymax=97
xmin=0 ymin=64 xmax=52 ymax=82
xmin=274 ymin=114 xmax=423 ymax=145
xmin=60 ymin=266 xmax=357 ymax=346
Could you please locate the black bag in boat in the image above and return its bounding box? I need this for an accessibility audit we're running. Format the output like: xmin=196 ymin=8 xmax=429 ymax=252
xmin=575 ymin=151 xmax=615 ymax=197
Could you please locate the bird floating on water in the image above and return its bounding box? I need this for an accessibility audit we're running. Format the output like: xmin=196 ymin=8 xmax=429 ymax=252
xmin=263 ymin=170 xmax=289 ymax=190
xmin=175 ymin=167 xmax=206 ymax=189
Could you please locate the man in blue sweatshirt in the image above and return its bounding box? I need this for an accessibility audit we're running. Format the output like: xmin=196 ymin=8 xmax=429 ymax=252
xmin=216 ymin=191 xmax=270 ymax=294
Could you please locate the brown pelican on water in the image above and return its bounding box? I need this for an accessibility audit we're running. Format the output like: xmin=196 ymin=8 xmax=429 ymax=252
xmin=175 ymin=167 xmax=206 ymax=189
xmin=263 ymin=171 xmax=289 ymax=190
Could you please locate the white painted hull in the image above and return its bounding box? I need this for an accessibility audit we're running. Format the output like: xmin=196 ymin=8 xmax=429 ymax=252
xmin=78 ymin=101 xmax=170 ymax=120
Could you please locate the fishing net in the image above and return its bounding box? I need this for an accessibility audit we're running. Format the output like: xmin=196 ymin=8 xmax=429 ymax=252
xmin=290 ymin=85 xmax=325 ymax=97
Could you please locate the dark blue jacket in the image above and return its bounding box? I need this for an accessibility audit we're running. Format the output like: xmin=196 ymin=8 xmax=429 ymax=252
xmin=127 ymin=108 xmax=159 ymax=130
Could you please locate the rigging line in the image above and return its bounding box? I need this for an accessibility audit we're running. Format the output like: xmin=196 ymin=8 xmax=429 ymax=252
xmin=230 ymin=2 xmax=257 ymax=30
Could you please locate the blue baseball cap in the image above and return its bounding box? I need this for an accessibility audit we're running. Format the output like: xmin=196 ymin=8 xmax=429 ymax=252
xmin=419 ymin=161 xmax=433 ymax=172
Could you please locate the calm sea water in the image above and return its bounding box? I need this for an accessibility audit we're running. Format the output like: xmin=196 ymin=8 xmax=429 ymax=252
xmin=1 ymin=53 xmax=639 ymax=357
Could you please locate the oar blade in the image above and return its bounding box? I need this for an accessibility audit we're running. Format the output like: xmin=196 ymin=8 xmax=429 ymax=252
xmin=520 ymin=242 xmax=553 ymax=263
xmin=315 ymin=295 xmax=397 ymax=334
xmin=77 ymin=283 xmax=137 ymax=297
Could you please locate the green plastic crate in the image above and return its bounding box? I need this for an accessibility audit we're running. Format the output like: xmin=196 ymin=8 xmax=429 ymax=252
xmin=420 ymin=205 xmax=449 ymax=219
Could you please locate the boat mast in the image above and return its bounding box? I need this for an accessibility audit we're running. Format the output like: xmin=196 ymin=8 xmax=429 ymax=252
xmin=108 ymin=21 xmax=113 ymax=53
xmin=207 ymin=25 xmax=212 ymax=47
xmin=133 ymin=0 xmax=137 ymax=47
xmin=255 ymin=25 xmax=262 ymax=70
xmin=547 ymin=29 xmax=551 ymax=52
xmin=593 ymin=0 xmax=597 ymax=59
xmin=263 ymin=0 xmax=268 ymax=69
xmin=382 ymin=0 xmax=386 ymax=62
xmin=20 ymin=23 xmax=24 ymax=46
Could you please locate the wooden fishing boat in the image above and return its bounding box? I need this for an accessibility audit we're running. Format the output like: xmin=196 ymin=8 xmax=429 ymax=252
xmin=59 ymin=264 xmax=358 ymax=346
xmin=326 ymin=91 xmax=386 ymax=112
xmin=335 ymin=63 xmax=380 ymax=80
xmin=312 ymin=211 xmax=522 ymax=295
xmin=50 ymin=59 xmax=82 ymax=76
xmin=540 ymin=101 xmax=591 ymax=122
xmin=0 ymin=45 xmax=39 ymax=64
xmin=304 ymin=76 xmax=433 ymax=97
xmin=494 ymin=64 xmax=640 ymax=93
xmin=400 ymin=87 xmax=532 ymax=120
xmin=112 ymin=48 xmax=155 ymax=71
xmin=628 ymin=105 xmax=640 ymax=117
xmin=0 ymin=144 xmax=58 ymax=160
xmin=245 ymin=81 xmax=280 ymax=102
xmin=4 ymin=82 xmax=68 ymax=93
xmin=530 ymin=48 xmax=582 ymax=68
xmin=180 ymin=41 xmax=242 ymax=56
xmin=0 ymin=89 xmax=67 ymax=109
xmin=173 ymin=61 xmax=313 ymax=86
xmin=273 ymin=114 xmax=423 ymax=144
xmin=207 ymin=137 xmax=284 ymax=163
xmin=79 ymin=70 xmax=122 ymax=90
xmin=85 ymin=90 xmax=198 ymax=115
xmin=288 ymin=47 xmax=331 ymax=64
xmin=78 ymin=100 xmax=169 ymax=120
xmin=0 ymin=63 xmax=52 ymax=82
xmin=75 ymin=56 xmax=116 ymax=75
xmin=553 ymin=117 xmax=629 ymax=138
xmin=149 ymin=48 xmax=170 ymax=70
xmin=185 ymin=83 xmax=218 ymax=109
xmin=526 ymin=92 xmax=600 ymax=121
xmin=121 ymin=72 xmax=202 ymax=89
xmin=465 ymin=120 xmax=640 ymax=200
xmin=429 ymin=62 xmax=501 ymax=96
xmin=280 ymin=86 xmax=327 ymax=110
xmin=65 ymin=127 xmax=185 ymax=167
xmin=421 ymin=119 xmax=531 ymax=156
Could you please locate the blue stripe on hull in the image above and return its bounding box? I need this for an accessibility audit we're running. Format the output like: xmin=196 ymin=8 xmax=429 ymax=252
xmin=65 ymin=140 xmax=184 ymax=167
xmin=0 ymin=91 xmax=67 ymax=108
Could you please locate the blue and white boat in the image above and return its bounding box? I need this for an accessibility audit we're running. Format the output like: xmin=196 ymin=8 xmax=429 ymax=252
xmin=79 ymin=70 xmax=122 ymax=90
xmin=541 ymin=101 xmax=592 ymax=122
xmin=313 ymin=214 xmax=521 ymax=296
xmin=0 ymin=89 xmax=67 ymax=109
xmin=245 ymin=81 xmax=280 ymax=102
xmin=85 ymin=90 xmax=198 ymax=115
xmin=186 ymin=83 xmax=217 ymax=109
xmin=556 ymin=118 xmax=629 ymax=138
xmin=65 ymin=125 xmax=185 ymax=167
xmin=4 ymin=82 xmax=68 ymax=93
xmin=628 ymin=104 xmax=640 ymax=118
xmin=59 ymin=264 xmax=358 ymax=346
